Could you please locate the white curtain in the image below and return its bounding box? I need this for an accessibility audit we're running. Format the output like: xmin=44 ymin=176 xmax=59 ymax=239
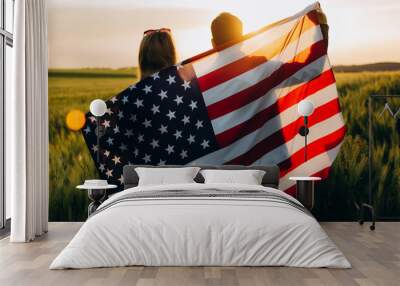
xmin=7 ymin=0 xmax=49 ymax=242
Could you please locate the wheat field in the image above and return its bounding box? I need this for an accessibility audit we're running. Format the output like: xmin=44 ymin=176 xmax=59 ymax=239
xmin=48 ymin=69 xmax=400 ymax=221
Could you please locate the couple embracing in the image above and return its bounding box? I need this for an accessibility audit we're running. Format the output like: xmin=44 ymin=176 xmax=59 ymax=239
xmin=138 ymin=9 xmax=328 ymax=81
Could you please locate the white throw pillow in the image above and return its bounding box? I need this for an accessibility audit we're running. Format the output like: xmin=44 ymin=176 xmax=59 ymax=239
xmin=200 ymin=169 xmax=266 ymax=185
xmin=135 ymin=167 xmax=201 ymax=186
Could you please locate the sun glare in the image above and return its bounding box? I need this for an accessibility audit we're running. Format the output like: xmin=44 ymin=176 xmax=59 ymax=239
xmin=66 ymin=109 xmax=86 ymax=131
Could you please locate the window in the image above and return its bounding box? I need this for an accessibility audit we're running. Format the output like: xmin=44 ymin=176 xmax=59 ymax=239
xmin=0 ymin=0 xmax=14 ymax=230
xmin=5 ymin=0 xmax=13 ymax=33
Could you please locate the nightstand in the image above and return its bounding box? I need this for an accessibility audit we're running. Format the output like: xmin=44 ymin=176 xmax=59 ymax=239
xmin=289 ymin=176 xmax=321 ymax=210
xmin=77 ymin=180 xmax=117 ymax=217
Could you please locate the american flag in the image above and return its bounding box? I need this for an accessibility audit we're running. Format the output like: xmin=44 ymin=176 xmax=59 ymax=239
xmin=82 ymin=2 xmax=345 ymax=195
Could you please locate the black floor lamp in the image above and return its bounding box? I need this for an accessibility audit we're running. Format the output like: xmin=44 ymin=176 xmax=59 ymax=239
xmin=87 ymin=99 xmax=108 ymax=211
xmin=89 ymin=99 xmax=107 ymax=164
xmin=297 ymin=100 xmax=315 ymax=161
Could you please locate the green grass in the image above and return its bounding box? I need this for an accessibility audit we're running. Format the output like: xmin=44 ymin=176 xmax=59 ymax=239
xmin=315 ymin=71 xmax=400 ymax=220
xmin=48 ymin=69 xmax=400 ymax=221
xmin=49 ymin=68 xmax=137 ymax=78
xmin=49 ymin=68 xmax=138 ymax=221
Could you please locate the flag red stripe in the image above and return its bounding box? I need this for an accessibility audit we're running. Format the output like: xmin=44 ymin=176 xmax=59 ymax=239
xmin=199 ymin=56 xmax=266 ymax=93
xmin=226 ymin=98 xmax=341 ymax=165
xmin=284 ymin=185 xmax=297 ymax=196
xmin=216 ymin=69 xmax=335 ymax=147
xmin=206 ymin=40 xmax=327 ymax=120
xmin=197 ymin=13 xmax=318 ymax=92
xmin=278 ymin=125 xmax=346 ymax=177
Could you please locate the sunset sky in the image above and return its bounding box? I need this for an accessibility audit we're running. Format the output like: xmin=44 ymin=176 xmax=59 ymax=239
xmin=48 ymin=0 xmax=400 ymax=68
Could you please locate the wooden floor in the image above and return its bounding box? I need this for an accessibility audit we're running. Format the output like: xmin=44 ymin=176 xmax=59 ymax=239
xmin=0 ymin=222 xmax=399 ymax=286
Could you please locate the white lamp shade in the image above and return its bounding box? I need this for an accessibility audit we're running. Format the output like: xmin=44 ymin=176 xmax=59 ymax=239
xmin=90 ymin=99 xmax=107 ymax=117
xmin=298 ymin=100 xmax=315 ymax=117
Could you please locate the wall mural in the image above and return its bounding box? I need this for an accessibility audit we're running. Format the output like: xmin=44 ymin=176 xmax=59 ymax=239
xmin=48 ymin=1 xmax=400 ymax=222
xmin=82 ymin=6 xmax=344 ymax=196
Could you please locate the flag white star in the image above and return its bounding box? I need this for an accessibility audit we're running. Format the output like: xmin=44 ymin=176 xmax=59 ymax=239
xmin=134 ymin=98 xmax=144 ymax=108
xmin=106 ymin=108 xmax=113 ymax=115
xmin=181 ymin=115 xmax=190 ymax=125
xmin=102 ymin=120 xmax=110 ymax=128
xmin=174 ymin=95 xmax=183 ymax=105
xmin=111 ymin=96 xmax=118 ymax=102
xmin=195 ymin=120 xmax=203 ymax=129
xmin=151 ymin=104 xmax=160 ymax=114
xmin=158 ymin=159 xmax=166 ymax=166
xmin=113 ymin=125 xmax=120 ymax=134
xmin=91 ymin=145 xmax=98 ymax=152
xmin=118 ymin=175 xmax=124 ymax=184
xmin=112 ymin=155 xmax=121 ymax=165
xmin=104 ymin=150 xmax=110 ymax=157
xmin=106 ymin=169 xmax=113 ymax=178
xmin=142 ymin=154 xmax=151 ymax=163
xmin=142 ymin=118 xmax=152 ymax=128
xmin=138 ymin=134 xmax=144 ymax=143
xmin=133 ymin=148 xmax=139 ymax=157
xmin=128 ymin=84 xmax=136 ymax=90
xmin=189 ymin=100 xmax=197 ymax=110
xmin=166 ymin=110 xmax=176 ymax=120
xmin=99 ymin=164 xmax=105 ymax=172
xmin=119 ymin=143 xmax=127 ymax=151
xmin=166 ymin=75 xmax=176 ymax=85
xmin=159 ymin=125 xmax=168 ymax=134
xmin=83 ymin=126 xmax=91 ymax=134
xmin=125 ymin=129 xmax=133 ymax=138
xmin=150 ymin=139 xmax=159 ymax=149
xmin=187 ymin=134 xmax=195 ymax=144
xmin=201 ymin=140 xmax=210 ymax=149
xmin=106 ymin=137 xmax=114 ymax=146
xmin=173 ymin=130 xmax=182 ymax=140
xmin=151 ymin=72 xmax=160 ymax=80
xmin=130 ymin=114 xmax=137 ymax=122
xmin=143 ymin=85 xmax=152 ymax=94
xmin=117 ymin=111 xmax=124 ymax=119
xmin=182 ymin=80 xmax=191 ymax=90
xmin=180 ymin=150 xmax=188 ymax=159
xmin=89 ymin=116 xmax=96 ymax=123
xmin=165 ymin=144 xmax=175 ymax=154
xmin=158 ymin=90 xmax=168 ymax=100
xmin=122 ymin=96 xmax=129 ymax=104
